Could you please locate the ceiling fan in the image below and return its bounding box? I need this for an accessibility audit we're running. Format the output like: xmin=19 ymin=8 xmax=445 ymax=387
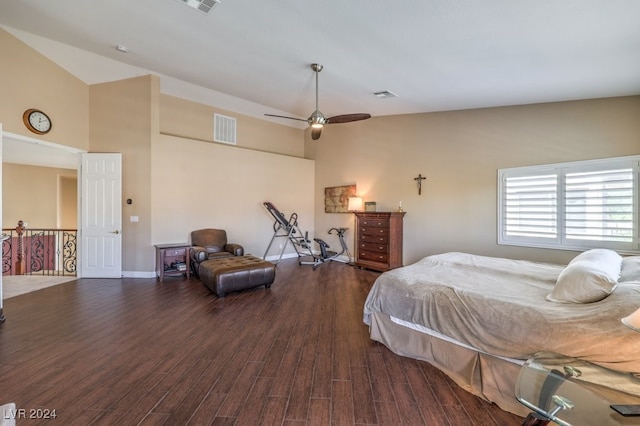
xmin=265 ymin=63 xmax=371 ymax=140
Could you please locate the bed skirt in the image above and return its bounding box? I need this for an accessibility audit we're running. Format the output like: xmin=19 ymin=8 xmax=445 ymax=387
xmin=369 ymin=311 xmax=530 ymax=417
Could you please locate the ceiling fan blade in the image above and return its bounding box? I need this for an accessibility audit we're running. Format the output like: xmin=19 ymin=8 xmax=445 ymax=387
xmin=264 ymin=113 xmax=309 ymax=123
xmin=311 ymin=127 xmax=322 ymax=140
xmin=326 ymin=113 xmax=372 ymax=124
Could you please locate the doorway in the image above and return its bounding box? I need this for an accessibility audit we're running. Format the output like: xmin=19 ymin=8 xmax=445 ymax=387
xmin=1 ymin=131 xmax=83 ymax=303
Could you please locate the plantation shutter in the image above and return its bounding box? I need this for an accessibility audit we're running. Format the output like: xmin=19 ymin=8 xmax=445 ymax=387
xmin=498 ymin=156 xmax=639 ymax=253
xmin=564 ymin=167 xmax=634 ymax=244
xmin=502 ymin=173 xmax=558 ymax=240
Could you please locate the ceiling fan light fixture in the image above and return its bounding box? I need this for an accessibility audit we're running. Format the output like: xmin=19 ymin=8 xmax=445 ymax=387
xmin=309 ymin=110 xmax=326 ymax=128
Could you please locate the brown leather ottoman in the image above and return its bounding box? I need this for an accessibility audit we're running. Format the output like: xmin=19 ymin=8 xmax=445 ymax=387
xmin=198 ymin=255 xmax=276 ymax=297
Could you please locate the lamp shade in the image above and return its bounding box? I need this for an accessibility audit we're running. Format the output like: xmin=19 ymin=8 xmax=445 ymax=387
xmin=622 ymin=307 xmax=640 ymax=332
xmin=348 ymin=197 xmax=364 ymax=212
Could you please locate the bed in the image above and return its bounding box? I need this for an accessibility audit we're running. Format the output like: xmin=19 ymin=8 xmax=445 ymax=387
xmin=363 ymin=250 xmax=640 ymax=417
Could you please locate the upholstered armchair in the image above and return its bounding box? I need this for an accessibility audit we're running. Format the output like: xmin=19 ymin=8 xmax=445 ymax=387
xmin=190 ymin=228 xmax=244 ymax=276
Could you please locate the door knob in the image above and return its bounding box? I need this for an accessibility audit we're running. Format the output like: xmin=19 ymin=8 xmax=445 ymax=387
xmin=110 ymin=230 xmax=120 ymax=234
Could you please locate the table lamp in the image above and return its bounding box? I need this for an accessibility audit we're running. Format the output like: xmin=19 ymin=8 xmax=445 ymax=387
xmin=348 ymin=196 xmax=363 ymax=212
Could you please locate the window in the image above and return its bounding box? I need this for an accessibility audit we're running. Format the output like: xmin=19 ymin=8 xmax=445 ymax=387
xmin=498 ymin=156 xmax=639 ymax=254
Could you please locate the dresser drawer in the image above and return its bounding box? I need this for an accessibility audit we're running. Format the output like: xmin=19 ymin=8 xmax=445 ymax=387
xmin=165 ymin=248 xmax=186 ymax=257
xmin=360 ymin=218 xmax=390 ymax=228
xmin=359 ymin=242 xmax=388 ymax=253
xmin=360 ymin=234 xmax=389 ymax=244
xmin=360 ymin=226 xmax=389 ymax=238
xmin=358 ymin=251 xmax=389 ymax=263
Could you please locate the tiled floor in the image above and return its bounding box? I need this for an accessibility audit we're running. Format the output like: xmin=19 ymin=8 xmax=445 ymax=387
xmin=1 ymin=275 xmax=76 ymax=299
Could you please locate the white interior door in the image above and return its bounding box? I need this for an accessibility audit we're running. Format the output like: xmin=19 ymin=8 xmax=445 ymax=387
xmin=80 ymin=153 xmax=122 ymax=278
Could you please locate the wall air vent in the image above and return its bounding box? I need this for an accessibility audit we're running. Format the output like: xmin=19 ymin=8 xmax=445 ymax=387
xmin=214 ymin=113 xmax=237 ymax=145
xmin=175 ymin=0 xmax=220 ymax=14
xmin=372 ymin=90 xmax=399 ymax=99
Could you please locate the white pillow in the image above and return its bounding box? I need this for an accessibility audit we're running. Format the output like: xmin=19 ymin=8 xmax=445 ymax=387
xmin=546 ymin=249 xmax=622 ymax=303
xmin=621 ymin=256 xmax=640 ymax=282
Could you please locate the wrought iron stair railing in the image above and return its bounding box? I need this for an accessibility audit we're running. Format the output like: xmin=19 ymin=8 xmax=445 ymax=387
xmin=2 ymin=221 xmax=77 ymax=276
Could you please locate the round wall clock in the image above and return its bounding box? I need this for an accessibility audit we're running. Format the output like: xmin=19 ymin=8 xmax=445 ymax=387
xmin=22 ymin=109 xmax=52 ymax=135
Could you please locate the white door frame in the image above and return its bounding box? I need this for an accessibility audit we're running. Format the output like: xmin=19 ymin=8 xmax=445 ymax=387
xmin=1 ymin=132 xmax=125 ymax=280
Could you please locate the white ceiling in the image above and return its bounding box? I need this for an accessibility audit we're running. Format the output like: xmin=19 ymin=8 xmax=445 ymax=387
xmin=1 ymin=0 xmax=640 ymax=123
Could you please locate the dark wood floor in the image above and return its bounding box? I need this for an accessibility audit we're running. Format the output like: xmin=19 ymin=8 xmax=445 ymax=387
xmin=0 ymin=259 xmax=523 ymax=425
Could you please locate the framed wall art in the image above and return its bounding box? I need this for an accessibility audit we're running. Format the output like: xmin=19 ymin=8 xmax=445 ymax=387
xmin=324 ymin=185 xmax=356 ymax=213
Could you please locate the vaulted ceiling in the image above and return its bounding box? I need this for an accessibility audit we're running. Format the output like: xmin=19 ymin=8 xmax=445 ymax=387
xmin=1 ymin=0 xmax=639 ymax=123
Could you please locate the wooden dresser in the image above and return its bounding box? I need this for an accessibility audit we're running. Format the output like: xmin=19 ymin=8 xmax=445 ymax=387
xmin=354 ymin=212 xmax=405 ymax=272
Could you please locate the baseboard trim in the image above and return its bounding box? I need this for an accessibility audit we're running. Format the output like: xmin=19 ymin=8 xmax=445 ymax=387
xmin=122 ymin=271 xmax=156 ymax=279
xmin=264 ymin=253 xmax=353 ymax=265
xmin=264 ymin=253 xmax=299 ymax=262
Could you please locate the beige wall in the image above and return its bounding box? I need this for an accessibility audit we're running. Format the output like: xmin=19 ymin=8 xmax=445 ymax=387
xmin=313 ymin=96 xmax=640 ymax=266
xmin=160 ymin=95 xmax=304 ymax=157
xmin=0 ymin=29 xmax=89 ymax=150
xmin=157 ymin=95 xmax=310 ymax=259
xmin=59 ymin=175 xmax=77 ymax=229
xmin=89 ymin=76 xmax=156 ymax=273
xmin=2 ymin=163 xmax=76 ymax=229
xmin=152 ymin=134 xmax=314 ymax=258
xmin=89 ymin=77 xmax=311 ymax=273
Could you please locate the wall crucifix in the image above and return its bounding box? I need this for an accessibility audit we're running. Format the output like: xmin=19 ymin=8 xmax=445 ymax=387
xmin=414 ymin=174 xmax=427 ymax=195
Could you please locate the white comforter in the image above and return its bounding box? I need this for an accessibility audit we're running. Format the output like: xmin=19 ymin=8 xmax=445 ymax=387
xmin=363 ymin=252 xmax=640 ymax=374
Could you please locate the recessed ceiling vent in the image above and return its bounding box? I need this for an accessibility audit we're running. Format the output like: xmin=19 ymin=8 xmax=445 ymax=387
xmin=372 ymin=90 xmax=398 ymax=99
xmin=214 ymin=113 xmax=237 ymax=145
xmin=176 ymin=0 xmax=220 ymax=14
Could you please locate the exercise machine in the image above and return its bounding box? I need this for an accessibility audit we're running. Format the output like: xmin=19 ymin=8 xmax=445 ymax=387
xmin=299 ymin=227 xmax=352 ymax=269
xmin=262 ymin=202 xmax=352 ymax=269
xmin=263 ymin=201 xmax=314 ymax=264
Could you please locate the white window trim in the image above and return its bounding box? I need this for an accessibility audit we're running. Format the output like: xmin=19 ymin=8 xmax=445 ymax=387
xmin=498 ymin=155 xmax=640 ymax=255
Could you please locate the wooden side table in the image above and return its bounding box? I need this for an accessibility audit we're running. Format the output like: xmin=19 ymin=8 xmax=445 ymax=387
xmin=154 ymin=243 xmax=190 ymax=282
